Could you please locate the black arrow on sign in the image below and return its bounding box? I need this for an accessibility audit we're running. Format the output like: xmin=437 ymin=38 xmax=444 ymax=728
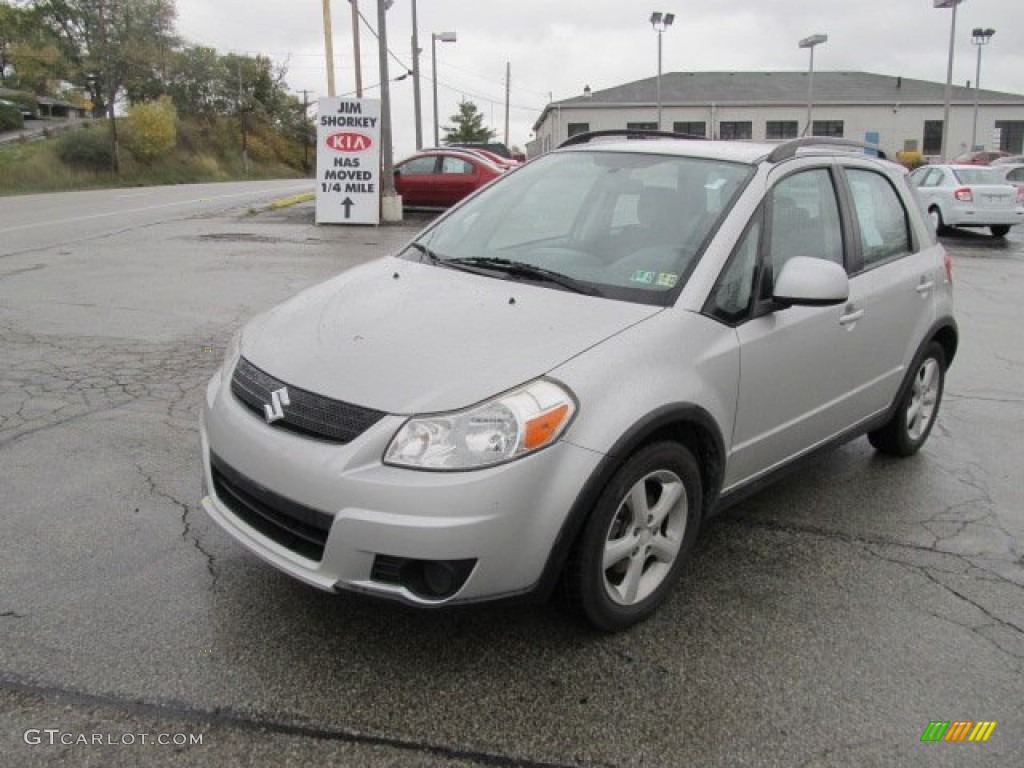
xmin=341 ymin=197 xmax=355 ymax=219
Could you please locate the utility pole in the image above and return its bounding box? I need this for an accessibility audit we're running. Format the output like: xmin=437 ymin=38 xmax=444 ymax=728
xmin=504 ymin=61 xmax=510 ymax=148
xmin=322 ymin=0 xmax=336 ymax=97
xmin=238 ymin=60 xmax=249 ymax=174
xmin=377 ymin=0 xmax=401 ymax=221
xmin=300 ymin=89 xmax=312 ymax=173
xmin=351 ymin=0 xmax=363 ymax=96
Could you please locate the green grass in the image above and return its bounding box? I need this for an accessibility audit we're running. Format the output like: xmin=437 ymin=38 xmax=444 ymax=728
xmin=0 ymin=120 xmax=310 ymax=196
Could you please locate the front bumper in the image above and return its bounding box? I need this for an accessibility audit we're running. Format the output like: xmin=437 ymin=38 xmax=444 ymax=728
xmin=200 ymin=369 xmax=602 ymax=605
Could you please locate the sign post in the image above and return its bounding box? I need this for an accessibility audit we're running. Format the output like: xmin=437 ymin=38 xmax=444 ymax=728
xmin=316 ymin=97 xmax=381 ymax=225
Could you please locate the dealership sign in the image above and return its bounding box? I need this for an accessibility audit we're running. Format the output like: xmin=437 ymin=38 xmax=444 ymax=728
xmin=316 ymin=98 xmax=380 ymax=225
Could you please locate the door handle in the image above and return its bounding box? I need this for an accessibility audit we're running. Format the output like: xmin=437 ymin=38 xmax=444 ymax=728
xmin=839 ymin=307 xmax=864 ymax=326
xmin=916 ymin=279 xmax=934 ymax=295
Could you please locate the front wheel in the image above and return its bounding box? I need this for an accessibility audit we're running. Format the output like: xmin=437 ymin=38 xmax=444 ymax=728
xmin=868 ymin=342 xmax=946 ymax=456
xmin=563 ymin=442 xmax=702 ymax=631
xmin=990 ymin=225 xmax=1010 ymax=238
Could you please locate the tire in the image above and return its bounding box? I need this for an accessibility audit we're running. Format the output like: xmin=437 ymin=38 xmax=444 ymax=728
xmin=563 ymin=442 xmax=702 ymax=632
xmin=928 ymin=207 xmax=947 ymax=235
xmin=990 ymin=225 xmax=1010 ymax=238
xmin=868 ymin=342 xmax=946 ymax=457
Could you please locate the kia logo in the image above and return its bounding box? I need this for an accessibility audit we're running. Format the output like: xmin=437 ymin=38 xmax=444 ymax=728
xmin=326 ymin=132 xmax=372 ymax=152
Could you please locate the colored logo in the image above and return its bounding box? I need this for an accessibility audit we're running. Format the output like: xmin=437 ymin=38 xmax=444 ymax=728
xmin=920 ymin=721 xmax=997 ymax=743
xmin=326 ymin=132 xmax=372 ymax=152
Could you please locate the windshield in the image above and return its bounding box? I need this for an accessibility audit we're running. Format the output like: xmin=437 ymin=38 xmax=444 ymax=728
xmin=402 ymin=150 xmax=753 ymax=305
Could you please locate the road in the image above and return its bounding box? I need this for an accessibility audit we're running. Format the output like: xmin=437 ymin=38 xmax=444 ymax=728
xmin=1 ymin=183 xmax=1021 ymax=767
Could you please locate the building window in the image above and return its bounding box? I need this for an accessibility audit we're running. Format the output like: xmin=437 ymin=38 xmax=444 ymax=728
xmin=567 ymin=122 xmax=589 ymax=138
xmin=994 ymin=120 xmax=1024 ymax=153
xmin=673 ymin=121 xmax=706 ymax=137
xmin=766 ymin=121 xmax=799 ymax=140
xmin=626 ymin=122 xmax=658 ymax=131
xmin=720 ymin=121 xmax=752 ymax=140
xmin=923 ymin=120 xmax=943 ymax=155
xmin=812 ymin=120 xmax=844 ymax=138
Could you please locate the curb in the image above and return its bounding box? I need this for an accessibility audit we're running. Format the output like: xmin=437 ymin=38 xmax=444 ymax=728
xmin=266 ymin=191 xmax=315 ymax=210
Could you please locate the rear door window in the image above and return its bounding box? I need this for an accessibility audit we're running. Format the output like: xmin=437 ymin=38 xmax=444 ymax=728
xmin=846 ymin=170 xmax=913 ymax=269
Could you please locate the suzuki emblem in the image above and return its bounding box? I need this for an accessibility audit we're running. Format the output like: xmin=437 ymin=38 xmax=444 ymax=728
xmin=264 ymin=387 xmax=290 ymax=423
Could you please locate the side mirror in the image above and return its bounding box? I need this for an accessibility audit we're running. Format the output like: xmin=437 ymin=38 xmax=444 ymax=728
xmin=773 ymin=256 xmax=849 ymax=307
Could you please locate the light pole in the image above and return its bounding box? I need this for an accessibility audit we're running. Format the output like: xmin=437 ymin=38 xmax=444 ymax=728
xmin=649 ymin=12 xmax=674 ymax=131
xmin=431 ymin=31 xmax=457 ymax=146
xmin=934 ymin=0 xmax=965 ymax=163
xmin=970 ymin=26 xmax=995 ymax=152
xmin=798 ymin=34 xmax=827 ymax=137
xmin=411 ymin=0 xmax=423 ymax=148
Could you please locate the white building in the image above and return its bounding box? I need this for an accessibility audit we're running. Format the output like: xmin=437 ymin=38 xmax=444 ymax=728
xmin=528 ymin=71 xmax=1024 ymax=160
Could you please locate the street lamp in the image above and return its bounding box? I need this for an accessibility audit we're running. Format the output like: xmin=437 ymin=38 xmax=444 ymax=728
xmin=970 ymin=27 xmax=995 ymax=151
xmin=798 ymin=34 xmax=828 ymax=137
xmin=431 ymin=31 xmax=457 ymax=146
xmin=649 ymin=12 xmax=674 ymax=131
xmin=411 ymin=0 xmax=423 ymax=148
xmin=934 ymin=0 xmax=965 ymax=163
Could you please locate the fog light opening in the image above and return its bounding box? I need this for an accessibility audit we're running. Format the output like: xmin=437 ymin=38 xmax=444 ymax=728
xmin=371 ymin=555 xmax=476 ymax=600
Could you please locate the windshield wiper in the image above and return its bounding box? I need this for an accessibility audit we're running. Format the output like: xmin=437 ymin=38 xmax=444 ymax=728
xmin=408 ymin=242 xmax=442 ymax=263
xmin=443 ymin=257 xmax=598 ymax=295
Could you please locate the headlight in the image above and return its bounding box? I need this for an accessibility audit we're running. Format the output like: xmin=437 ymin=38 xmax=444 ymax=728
xmin=384 ymin=379 xmax=576 ymax=470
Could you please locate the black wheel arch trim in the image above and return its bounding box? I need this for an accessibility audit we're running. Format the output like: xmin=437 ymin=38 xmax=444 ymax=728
xmin=882 ymin=317 xmax=957 ymax=423
xmin=532 ymin=403 xmax=726 ymax=601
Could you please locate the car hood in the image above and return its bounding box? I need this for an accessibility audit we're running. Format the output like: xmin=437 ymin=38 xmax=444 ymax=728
xmin=240 ymin=256 xmax=661 ymax=414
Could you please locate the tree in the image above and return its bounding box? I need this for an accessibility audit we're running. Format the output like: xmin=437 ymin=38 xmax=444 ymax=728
xmin=32 ymin=0 xmax=178 ymax=171
xmin=166 ymin=45 xmax=229 ymax=119
xmin=1 ymin=2 xmax=66 ymax=93
xmin=442 ymin=100 xmax=495 ymax=144
xmin=124 ymin=93 xmax=176 ymax=162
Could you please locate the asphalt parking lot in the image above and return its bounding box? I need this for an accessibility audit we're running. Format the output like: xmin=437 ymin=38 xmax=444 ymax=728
xmin=1 ymin=187 xmax=1022 ymax=766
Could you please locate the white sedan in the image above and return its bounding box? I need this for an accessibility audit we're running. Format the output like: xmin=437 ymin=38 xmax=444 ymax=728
xmin=910 ymin=164 xmax=1023 ymax=237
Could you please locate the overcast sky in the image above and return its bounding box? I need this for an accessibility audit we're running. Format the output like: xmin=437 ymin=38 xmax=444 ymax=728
xmin=174 ymin=0 xmax=1023 ymax=157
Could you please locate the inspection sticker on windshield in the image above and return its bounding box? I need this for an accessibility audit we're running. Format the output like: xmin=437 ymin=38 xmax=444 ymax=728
xmin=656 ymin=272 xmax=679 ymax=288
xmin=630 ymin=270 xmax=656 ymax=285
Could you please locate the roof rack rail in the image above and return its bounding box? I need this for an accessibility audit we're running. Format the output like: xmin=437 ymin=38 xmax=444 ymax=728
xmin=558 ymin=129 xmax=707 ymax=148
xmin=767 ymin=137 xmax=887 ymax=163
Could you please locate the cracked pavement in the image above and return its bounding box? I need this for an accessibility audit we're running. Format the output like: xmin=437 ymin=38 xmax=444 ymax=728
xmin=1 ymin=186 xmax=1022 ymax=766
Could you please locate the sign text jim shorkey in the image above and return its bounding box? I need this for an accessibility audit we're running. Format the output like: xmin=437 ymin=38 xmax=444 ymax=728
xmin=319 ymin=102 xmax=378 ymax=129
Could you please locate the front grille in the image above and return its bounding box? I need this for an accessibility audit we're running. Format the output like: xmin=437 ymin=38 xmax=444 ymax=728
xmin=210 ymin=453 xmax=332 ymax=561
xmin=231 ymin=356 xmax=386 ymax=443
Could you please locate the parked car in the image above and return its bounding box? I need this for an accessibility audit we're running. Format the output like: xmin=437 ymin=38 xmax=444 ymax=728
xmin=201 ymin=133 xmax=957 ymax=631
xmin=464 ymin=147 xmax=521 ymax=169
xmin=992 ymin=163 xmax=1024 ymax=204
xmin=393 ymin=149 xmax=504 ymax=207
xmin=909 ymin=163 xmax=1022 ymax=237
xmin=952 ymin=149 xmax=1013 ymax=165
xmin=419 ymin=145 xmax=519 ymax=171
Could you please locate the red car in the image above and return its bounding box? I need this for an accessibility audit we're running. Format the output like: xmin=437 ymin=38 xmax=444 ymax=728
xmin=952 ymin=149 xmax=1013 ymax=165
xmin=394 ymin=150 xmax=504 ymax=207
